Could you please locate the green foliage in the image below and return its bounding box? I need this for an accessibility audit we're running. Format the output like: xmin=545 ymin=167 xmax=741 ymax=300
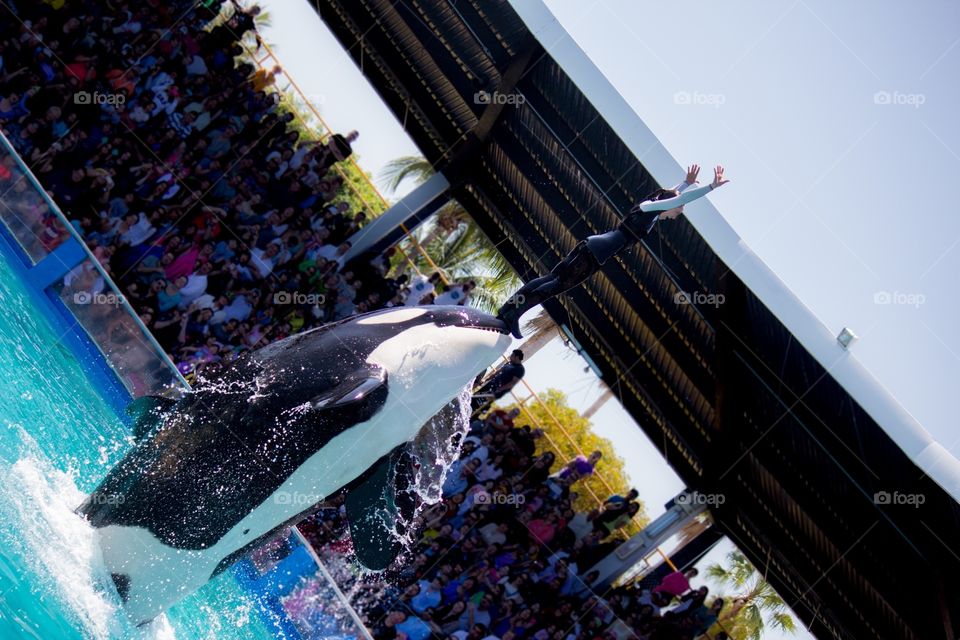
xmin=500 ymin=389 xmax=645 ymax=526
xmin=271 ymin=88 xmax=388 ymax=218
xmin=380 ymin=155 xmax=521 ymax=312
xmin=379 ymin=155 xmax=435 ymax=193
xmin=706 ymin=550 xmax=797 ymax=640
xmin=337 ymin=157 xmax=388 ymax=217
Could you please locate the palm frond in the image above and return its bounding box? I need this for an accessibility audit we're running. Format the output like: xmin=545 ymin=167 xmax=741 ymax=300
xmin=379 ymin=156 xmax=436 ymax=193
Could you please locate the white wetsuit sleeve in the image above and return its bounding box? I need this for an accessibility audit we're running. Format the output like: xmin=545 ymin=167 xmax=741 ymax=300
xmin=638 ymin=183 xmax=713 ymax=212
xmin=672 ymin=179 xmax=694 ymax=193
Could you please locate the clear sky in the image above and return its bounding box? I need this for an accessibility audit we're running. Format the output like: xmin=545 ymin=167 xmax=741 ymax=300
xmin=254 ymin=1 xmax=960 ymax=637
xmin=538 ymin=0 xmax=960 ymax=457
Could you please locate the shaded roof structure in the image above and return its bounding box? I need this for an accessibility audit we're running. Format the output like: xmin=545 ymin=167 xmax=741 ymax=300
xmin=309 ymin=1 xmax=960 ymax=637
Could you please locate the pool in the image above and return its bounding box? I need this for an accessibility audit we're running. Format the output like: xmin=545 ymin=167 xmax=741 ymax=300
xmin=0 ymin=250 xmax=277 ymax=639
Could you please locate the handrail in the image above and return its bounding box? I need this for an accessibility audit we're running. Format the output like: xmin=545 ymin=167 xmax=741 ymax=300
xmin=0 ymin=130 xmax=189 ymax=391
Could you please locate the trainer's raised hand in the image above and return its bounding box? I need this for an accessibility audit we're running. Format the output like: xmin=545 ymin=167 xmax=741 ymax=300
xmin=711 ymin=165 xmax=729 ymax=189
xmin=685 ymin=164 xmax=701 ymax=185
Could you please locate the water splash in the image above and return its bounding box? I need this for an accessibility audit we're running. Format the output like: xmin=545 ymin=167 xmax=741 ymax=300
xmin=0 ymin=428 xmax=139 ymax=639
xmin=297 ymin=386 xmax=475 ymax=626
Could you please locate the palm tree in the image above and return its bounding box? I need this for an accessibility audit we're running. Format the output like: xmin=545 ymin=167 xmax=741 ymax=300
xmin=380 ymin=155 xmax=435 ymax=193
xmin=379 ymin=156 xmax=521 ymax=313
xmin=706 ymin=550 xmax=797 ymax=640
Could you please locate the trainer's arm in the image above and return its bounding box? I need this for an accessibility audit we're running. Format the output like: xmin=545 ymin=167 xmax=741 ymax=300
xmin=641 ymin=165 xmax=728 ymax=212
xmin=638 ymin=183 xmax=714 ymax=212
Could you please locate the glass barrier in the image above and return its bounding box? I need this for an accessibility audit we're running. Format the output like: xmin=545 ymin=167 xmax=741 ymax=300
xmin=50 ymin=258 xmax=180 ymax=397
xmin=0 ymin=132 xmax=183 ymax=397
xmin=239 ymin=529 xmax=371 ymax=640
xmin=0 ymin=152 xmax=70 ymax=263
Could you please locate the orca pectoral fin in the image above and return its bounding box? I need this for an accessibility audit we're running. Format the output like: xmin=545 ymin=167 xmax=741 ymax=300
xmin=345 ymin=444 xmax=417 ymax=571
xmin=126 ymin=395 xmax=177 ymax=440
xmin=309 ymin=365 xmax=387 ymax=414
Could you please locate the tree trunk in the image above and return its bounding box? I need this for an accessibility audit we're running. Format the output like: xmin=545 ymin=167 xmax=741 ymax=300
xmin=517 ymin=310 xmax=559 ymax=360
xmin=582 ymin=387 xmax=614 ymax=420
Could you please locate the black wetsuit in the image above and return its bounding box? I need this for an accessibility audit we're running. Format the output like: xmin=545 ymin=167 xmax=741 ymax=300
xmin=497 ymin=183 xmax=714 ymax=337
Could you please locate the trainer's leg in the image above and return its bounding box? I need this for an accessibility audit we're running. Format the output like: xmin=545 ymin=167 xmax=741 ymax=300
xmin=497 ymin=242 xmax=599 ymax=338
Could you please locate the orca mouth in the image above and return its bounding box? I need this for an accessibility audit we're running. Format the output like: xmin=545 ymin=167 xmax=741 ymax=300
xmin=430 ymin=306 xmax=510 ymax=335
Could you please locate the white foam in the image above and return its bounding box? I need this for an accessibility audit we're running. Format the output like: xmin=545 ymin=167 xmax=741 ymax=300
xmin=0 ymin=428 xmax=176 ymax=640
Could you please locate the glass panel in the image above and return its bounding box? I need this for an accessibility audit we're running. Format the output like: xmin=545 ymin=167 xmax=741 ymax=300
xmin=50 ymin=260 xmax=179 ymax=397
xmin=0 ymin=149 xmax=70 ymax=263
xmin=0 ymin=133 xmax=181 ymax=398
xmin=242 ymin=530 xmax=370 ymax=640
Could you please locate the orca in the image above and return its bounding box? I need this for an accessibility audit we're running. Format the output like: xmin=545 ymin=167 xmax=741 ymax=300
xmin=77 ymin=305 xmax=511 ymax=624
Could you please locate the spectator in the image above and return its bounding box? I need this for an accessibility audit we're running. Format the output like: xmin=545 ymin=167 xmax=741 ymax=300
xmin=475 ymin=349 xmax=525 ymax=401
xmin=435 ymin=279 xmax=475 ymax=306
xmin=653 ymin=568 xmax=699 ymax=598
xmin=404 ymin=271 xmax=442 ymax=306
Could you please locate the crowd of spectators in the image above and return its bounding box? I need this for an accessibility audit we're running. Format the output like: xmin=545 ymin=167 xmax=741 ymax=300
xmin=0 ymin=0 xmax=475 ymax=377
xmin=299 ymin=407 xmax=728 ymax=640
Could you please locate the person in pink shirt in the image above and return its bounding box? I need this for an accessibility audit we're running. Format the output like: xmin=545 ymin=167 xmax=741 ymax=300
xmin=653 ymin=567 xmax=699 ymax=598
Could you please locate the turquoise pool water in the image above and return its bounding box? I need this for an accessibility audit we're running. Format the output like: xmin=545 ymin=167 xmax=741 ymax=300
xmin=0 ymin=252 xmax=276 ymax=639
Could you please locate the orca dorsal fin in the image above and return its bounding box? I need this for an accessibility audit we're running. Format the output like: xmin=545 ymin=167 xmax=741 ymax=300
xmin=345 ymin=444 xmax=417 ymax=571
xmin=126 ymin=395 xmax=177 ymax=440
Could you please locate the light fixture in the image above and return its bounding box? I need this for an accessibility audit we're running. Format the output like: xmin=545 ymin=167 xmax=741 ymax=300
xmin=837 ymin=327 xmax=858 ymax=349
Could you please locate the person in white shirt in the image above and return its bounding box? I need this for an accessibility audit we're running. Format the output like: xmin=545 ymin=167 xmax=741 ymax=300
xmin=313 ymin=241 xmax=351 ymax=270
xmin=404 ymin=272 xmax=442 ymax=306
xmin=251 ymin=242 xmax=281 ymax=278
xmin=178 ymin=262 xmax=212 ymax=308
xmin=435 ymin=279 xmax=476 ymax=306
xmin=120 ymin=212 xmax=156 ymax=247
